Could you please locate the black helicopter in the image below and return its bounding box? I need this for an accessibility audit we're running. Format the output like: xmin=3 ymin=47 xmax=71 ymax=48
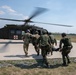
xmin=0 ymin=7 xmax=73 ymax=40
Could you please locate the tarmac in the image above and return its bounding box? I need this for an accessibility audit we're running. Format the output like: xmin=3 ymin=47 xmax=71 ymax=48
xmin=0 ymin=39 xmax=76 ymax=60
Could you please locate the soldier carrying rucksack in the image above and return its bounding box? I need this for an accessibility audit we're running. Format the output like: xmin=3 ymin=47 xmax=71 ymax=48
xmin=59 ymin=33 xmax=73 ymax=66
xmin=37 ymin=31 xmax=52 ymax=68
xmin=31 ymin=31 xmax=40 ymax=56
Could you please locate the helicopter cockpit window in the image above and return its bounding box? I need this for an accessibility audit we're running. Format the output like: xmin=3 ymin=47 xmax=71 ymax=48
xmin=10 ymin=30 xmax=15 ymax=34
xmin=16 ymin=30 xmax=21 ymax=35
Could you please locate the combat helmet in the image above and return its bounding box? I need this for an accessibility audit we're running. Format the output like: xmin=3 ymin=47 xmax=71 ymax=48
xmin=61 ymin=33 xmax=66 ymax=37
xmin=35 ymin=31 xmax=39 ymax=34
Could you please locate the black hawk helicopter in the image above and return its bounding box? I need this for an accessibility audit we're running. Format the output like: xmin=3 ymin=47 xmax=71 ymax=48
xmin=0 ymin=7 xmax=73 ymax=40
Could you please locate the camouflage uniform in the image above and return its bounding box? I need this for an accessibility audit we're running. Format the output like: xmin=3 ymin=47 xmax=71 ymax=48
xmin=38 ymin=32 xmax=51 ymax=67
xmin=48 ymin=33 xmax=57 ymax=53
xmin=22 ymin=30 xmax=31 ymax=56
xmin=59 ymin=33 xmax=73 ymax=66
xmin=32 ymin=31 xmax=40 ymax=56
xmin=49 ymin=34 xmax=57 ymax=46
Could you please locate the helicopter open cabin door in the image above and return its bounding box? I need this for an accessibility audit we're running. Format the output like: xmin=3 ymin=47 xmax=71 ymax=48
xmin=9 ymin=29 xmax=22 ymax=40
xmin=16 ymin=30 xmax=22 ymax=39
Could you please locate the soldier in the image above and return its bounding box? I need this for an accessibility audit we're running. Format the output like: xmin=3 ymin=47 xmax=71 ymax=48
xmin=37 ymin=31 xmax=51 ymax=68
xmin=48 ymin=32 xmax=57 ymax=53
xmin=59 ymin=33 xmax=73 ymax=66
xmin=22 ymin=29 xmax=32 ymax=56
xmin=49 ymin=32 xmax=57 ymax=46
xmin=32 ymin=31 xmax=40 ymax=56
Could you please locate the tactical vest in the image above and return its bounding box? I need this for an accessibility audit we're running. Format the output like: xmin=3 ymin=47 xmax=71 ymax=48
xmin=62 ymin=38 xmax=72 ymax=47
xmin=39 ymin=34 xmax=50 ymax=46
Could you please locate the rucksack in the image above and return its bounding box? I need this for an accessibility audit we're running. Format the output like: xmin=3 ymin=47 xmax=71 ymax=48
xmin=62 ymin=38 xmax=72 ymax=47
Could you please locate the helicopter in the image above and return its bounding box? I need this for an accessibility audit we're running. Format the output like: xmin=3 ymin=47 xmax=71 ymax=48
xmin=0 ymin=7 xmax=73 ymax=40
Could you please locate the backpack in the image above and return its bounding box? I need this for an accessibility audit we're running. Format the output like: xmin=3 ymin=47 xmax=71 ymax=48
xmin=62 ymin=38 xmax=73 ymax=48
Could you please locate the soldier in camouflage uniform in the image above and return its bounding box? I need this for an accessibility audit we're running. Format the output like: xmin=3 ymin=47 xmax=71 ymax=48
xmin=48 ymin=32 xmax=57 ymax=46
xmin=32 ymin=31 xmax=40 ymax=56
xmin=59 ymin=33 xmax=73 ymax=66
xmin=37 ymin=31 xmax=51 ymax=68
xmin=22 ymin=30 xmax=32 ymax=56
xmin=48 ymin=32 xmax=57 ymax=53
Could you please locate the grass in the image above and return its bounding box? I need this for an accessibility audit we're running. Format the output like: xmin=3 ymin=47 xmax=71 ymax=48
xmin=0 ymin=58 xmax=76 ymax=75
xmin=54 ymin=34 xmax=76 ymax=42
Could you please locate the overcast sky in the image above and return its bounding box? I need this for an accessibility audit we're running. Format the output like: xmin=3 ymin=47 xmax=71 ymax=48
xmin=0 ymin=0 xmax=76 ymax=34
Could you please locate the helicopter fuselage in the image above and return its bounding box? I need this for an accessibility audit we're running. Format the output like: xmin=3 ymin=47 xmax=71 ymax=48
xmin=0 ymin=24 xmax=48 ymax=40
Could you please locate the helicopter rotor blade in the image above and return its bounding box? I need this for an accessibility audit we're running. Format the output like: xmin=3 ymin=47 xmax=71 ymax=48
xmin=27 ymin=7 xmax=48 ymax=21
xmin=0 ymin=18 xmax=73 ymax=27
xmin=23 ymin=7 xmax=48 ymax=25
xmin=0 ymin=6 xmax=73 ymax=27
xmin=0 ymin=7 xmax=48 ymax=25
xmin=0 ymin=18 xmax=24 ymax=22
xmin=30 ymin=21 xmax=73 ymax=27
